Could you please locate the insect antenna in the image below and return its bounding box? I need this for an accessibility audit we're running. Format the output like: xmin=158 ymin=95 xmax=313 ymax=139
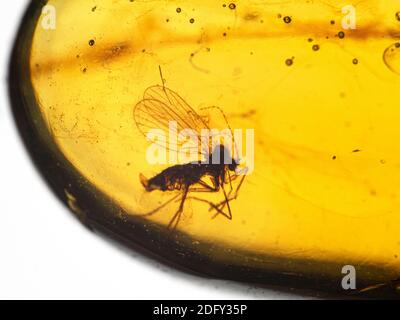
xmin=158 ymin=65 xmax=166 ymax=88
xmin=158 ymin=65 xmax=175 ymax=107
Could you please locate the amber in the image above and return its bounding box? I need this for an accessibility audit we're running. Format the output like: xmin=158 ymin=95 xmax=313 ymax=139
xmin=10 ymin=0 xmax=400 ymax=298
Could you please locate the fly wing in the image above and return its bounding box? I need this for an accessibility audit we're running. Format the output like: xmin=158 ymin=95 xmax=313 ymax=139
xmin=134 ymin=85 xmax=211 ymax=157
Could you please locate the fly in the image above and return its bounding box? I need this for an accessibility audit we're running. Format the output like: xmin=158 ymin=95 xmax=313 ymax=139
xmin=133 ymin=67 xmax=246 ymax=229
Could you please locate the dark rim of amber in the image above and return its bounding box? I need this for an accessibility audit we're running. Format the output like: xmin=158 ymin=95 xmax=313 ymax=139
xmin=8 ymin=0 xmax=399 ymax=299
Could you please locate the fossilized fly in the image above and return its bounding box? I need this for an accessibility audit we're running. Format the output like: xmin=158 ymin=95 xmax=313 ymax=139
xmin=133 ymin=68 xmax=247 ymax=229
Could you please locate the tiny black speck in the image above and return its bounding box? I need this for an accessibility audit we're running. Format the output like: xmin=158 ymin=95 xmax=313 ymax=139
xmin=283 ymin=16 xmax=292 ymax=24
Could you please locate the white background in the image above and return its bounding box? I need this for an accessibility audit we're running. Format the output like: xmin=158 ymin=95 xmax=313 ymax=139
xmin=0 ymin=1 xmax=298 ymax=300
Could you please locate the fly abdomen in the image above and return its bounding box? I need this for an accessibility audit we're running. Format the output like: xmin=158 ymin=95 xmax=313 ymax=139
xmin=140 ymin=163 xmax=205 ymax=192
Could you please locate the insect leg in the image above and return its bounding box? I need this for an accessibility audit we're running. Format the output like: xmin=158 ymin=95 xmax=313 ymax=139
xmin=139 ymin=192 xmax=182 ymax=217
xmin=210 ymin=174 xmax=247 ymax=213
xmin=186 ymin=177 xmax=233 ymax=220
xmin=211 ymin=182 xmax=232 ymax=220
xmin=186 ymin=196 xmax=232 ymax=220
xmin=229 ymin=173 xmax=246 ymax=200
xmin=226 ymin=167 xmax=234 ymax=193
xmin=168 ymin=187 xmax=189 ymax=229
xmin=189 ymin=179 xmax=219 ymax=192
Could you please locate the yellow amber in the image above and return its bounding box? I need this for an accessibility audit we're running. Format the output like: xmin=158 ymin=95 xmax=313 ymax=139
xmin=11 ymin=0 xmax=400 ymax=296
